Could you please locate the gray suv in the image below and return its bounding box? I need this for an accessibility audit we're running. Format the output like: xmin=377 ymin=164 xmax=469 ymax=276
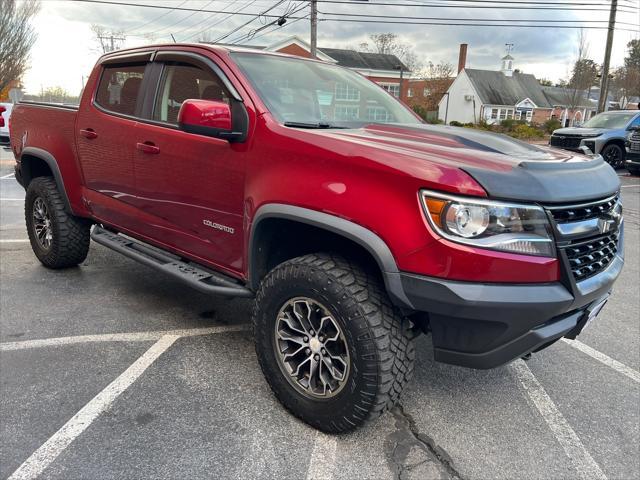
xmin=550 ymin=110 xmax=640 ymax=168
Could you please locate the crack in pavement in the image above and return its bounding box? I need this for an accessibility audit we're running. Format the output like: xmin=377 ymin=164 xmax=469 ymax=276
xmin=386 ymin=405 xmax=465 ymax=480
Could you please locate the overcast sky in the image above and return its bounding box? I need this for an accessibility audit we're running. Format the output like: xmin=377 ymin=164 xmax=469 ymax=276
xmin=23 ymin=0 xmax=640 ymax=96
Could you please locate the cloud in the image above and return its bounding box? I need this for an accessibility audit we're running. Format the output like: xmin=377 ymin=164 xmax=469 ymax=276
xmin=23 ymin=0 xmax=635 ymax=95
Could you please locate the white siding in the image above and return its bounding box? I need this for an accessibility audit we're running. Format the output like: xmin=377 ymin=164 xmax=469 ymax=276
xmin=438 ymin=71 xmax=482 ymax=124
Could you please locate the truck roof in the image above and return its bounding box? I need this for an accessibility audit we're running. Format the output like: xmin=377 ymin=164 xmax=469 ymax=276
xmin=98 ymin=42 xmax=315 ymax=64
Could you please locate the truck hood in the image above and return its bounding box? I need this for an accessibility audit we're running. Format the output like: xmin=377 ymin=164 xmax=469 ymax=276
xmin=552 ymin=127 xmax=608 ymax=136
xmin=310 ymin=123 xmax=620 ymax=203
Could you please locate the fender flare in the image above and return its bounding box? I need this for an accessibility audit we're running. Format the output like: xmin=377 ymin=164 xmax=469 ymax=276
xmin=19 ymin=147 xmax=73 ymax=213
xmin=248 ymin=204 xmax=413 ymax=309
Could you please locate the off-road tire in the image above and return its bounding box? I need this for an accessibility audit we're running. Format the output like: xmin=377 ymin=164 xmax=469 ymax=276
xmin=25 ymin=177 xmax=90 ymax=268
xmin=252 ymin=253 xmax=415 ymax=433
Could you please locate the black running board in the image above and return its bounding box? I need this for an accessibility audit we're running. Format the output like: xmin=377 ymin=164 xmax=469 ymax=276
xmin=91 ymin=226 xmax=253 ymax=298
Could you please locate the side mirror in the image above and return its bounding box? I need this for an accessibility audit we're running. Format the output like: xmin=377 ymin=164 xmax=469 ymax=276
xmin=178 ymin=99 xmax=244 ymax=141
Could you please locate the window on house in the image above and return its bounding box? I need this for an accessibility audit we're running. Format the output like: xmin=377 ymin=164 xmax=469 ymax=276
xmin=335 ymin=82 xmax=360 ymax=101
xmin=499 ymin=109 xmax=507 ymax=120
xmin=407 ymin=88 xmax=413 ymax=98
xmin=381 ymin=83 xmax=400 ymax=98
xmin=153 ymin=63 xmax=230 ymax=124
xmin=491 ymin=108 xmax=498 ymax=120
xmin=334 ymin=105 xmax=359 ymax=121
xmin=95 ymin=63 xmax=147 ymax=117
xmin=506 ymin=109 xmax=514 ymax=119
xmin=367 ymin=106 xmax=391 ymax=122
xmin=423 ymin=88 xmax=431 ymax=97
xmin=526 ymin=110 xmax=533 ymax=121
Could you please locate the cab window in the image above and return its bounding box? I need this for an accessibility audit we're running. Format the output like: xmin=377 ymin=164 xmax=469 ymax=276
xmin=153 ymin=63 xmax=231 ymax=124
xmin=95 ymin=64 xmax=146 ymax=116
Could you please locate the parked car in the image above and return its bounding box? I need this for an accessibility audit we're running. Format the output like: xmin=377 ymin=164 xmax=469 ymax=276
xmin=9 ymin=44 xmax=623 ymax=433
xmin=625 ymin=127 xmax=640 ymax=175
xmin=549 ymin=110 xmax=640 ymax=167
xmin=0 ymin=102 xmax=13 ymax=144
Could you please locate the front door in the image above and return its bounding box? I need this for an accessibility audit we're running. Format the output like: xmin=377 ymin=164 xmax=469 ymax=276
xmin=132 ymin=58 xmax=245 ymax=276
xmin=76 ymin=61 xmax=149 ymax=231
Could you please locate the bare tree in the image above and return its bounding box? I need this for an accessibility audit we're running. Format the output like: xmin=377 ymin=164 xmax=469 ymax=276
xmin=609 ymin=39 xmax=640 ymax=107
xmin=91 ymin=24 xmax=126 ymax=54
xmin=356 ymin=33 xmax=421 ymax=72
xmin=561 ymin=29 xmax=595 ymax=110
xmin=419 ymin=61 xmax=454 ymax=80
xmin=0 ymin=0 xmax=41 ymax=94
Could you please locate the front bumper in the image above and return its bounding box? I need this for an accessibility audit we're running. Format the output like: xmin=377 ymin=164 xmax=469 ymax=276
xmin=397 ymin=252 xmax=623 ymax=369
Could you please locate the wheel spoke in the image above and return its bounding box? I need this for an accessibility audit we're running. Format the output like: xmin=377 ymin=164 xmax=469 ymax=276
xmin=274 ymin=297 xmax=351 ymax=399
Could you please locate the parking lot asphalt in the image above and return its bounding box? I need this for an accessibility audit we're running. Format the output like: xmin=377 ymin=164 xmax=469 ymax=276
xmin=1 ymin=144 xmax=639 ymax=480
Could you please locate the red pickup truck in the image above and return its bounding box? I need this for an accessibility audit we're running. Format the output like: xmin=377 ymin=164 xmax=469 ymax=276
xmin=10 ymin=44 xmax=623 ymax=433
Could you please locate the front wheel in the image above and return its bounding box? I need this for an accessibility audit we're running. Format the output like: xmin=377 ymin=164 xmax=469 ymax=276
xmin=601 ymin=143 xmax=625 ymax=168
xmin=252 ymin=253 xmax=415 ymax=433
xmin=25 ymin=177 xmax=91 ymax=268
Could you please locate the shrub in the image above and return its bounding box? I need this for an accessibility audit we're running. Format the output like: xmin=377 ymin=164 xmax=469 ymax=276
xmin=412 ymin=104 xmax=428 ymax=120
xmin=508 ymin=124 xmax=545 ymax=140
xmin=500 ymin=119 xmax=527 ymax=131
xmin=543 ymin=119 xmax=562 ymax=134
xmin=449 ymin=120 xmax=464 ymax=127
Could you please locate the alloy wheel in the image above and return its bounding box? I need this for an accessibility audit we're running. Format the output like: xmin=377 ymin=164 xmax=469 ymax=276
xmin=274 ymin=297 xmax=350 ymax=399
xmin=32 ymin=197 xmax=53 ymax=250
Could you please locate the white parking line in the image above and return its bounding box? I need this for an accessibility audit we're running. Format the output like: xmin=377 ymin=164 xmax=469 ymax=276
xmin=0 ymin=325 xmax=250 ymax=351
xmin=0 ymin=198 xmax=24 ymax=201
xmin=562 ymin=338 xmax=640 ymax=383
xmin=7 ymin=335 xmax=180 ymax=480
xmin=512 ymin=360 xmax=607 ymax=480
xmin=306 ymin=431 xmax=338 ymax=480
xmin=1 ymin=172 xmax=15 ymax=179
xmin=0 ymin=239 xmax=29 ymax=243
xmin=620 ymin=184 xmax=639 ymax=188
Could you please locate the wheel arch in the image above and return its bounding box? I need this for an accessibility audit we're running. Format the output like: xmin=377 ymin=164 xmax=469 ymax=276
xmin=19 ymin=147 xmax=72 ymax=213
xmin=248 ymin=204 xmax=412 ymax=309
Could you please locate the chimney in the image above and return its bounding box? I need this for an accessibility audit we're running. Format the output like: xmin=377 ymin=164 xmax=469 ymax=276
xmin=458 ymin=44 xmax=468 ymax=73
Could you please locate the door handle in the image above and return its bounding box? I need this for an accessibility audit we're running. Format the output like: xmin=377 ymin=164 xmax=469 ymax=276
xmin=136 ymin=141 xmax=160 ymax=154
xmin=80 ymin=128 xmax=98 ymax=139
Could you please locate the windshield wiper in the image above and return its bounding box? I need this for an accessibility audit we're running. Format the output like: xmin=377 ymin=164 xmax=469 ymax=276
xmin=284 ymin=121 xmax=348 ymax=129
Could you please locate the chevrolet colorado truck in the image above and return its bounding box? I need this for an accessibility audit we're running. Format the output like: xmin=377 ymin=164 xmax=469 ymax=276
xmin=10 ymin=44 xmax=624 ymax=433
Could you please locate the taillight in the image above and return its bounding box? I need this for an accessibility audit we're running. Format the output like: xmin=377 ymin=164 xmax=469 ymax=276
xmin=0 ymin=106 xmax=5 ymax=128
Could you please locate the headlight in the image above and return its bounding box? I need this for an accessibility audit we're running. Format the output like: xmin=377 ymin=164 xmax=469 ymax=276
xmin=421 ymin=190 xmax=555 ymax=257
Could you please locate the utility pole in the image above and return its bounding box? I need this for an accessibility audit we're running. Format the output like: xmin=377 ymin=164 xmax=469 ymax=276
xmin=310 ymin=0 xmax=318 ymax=58
xmin=97 ymin=33 xmax=126 ymax=53
xmin=598 ymin=0 xmax=617 ymax=113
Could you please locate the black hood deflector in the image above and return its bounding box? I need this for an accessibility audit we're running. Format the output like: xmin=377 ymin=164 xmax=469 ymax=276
xmin=462 ymin=158 xmax=620 ymax=204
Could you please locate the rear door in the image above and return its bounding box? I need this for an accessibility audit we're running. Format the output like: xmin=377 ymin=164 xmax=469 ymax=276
xmin=76 ymin=54 xmax=152 ymax=230
xmin=132 ymin=51 xmax=246 ymax=276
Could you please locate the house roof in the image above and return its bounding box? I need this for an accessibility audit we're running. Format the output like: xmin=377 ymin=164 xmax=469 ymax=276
xmin=464 ymin=68 xmax=551 ymax=108
xmin=541 ymin=86 xmax=598 ymax=108
xmin=214 ymin=36 xmax=408 ymax=72
xmin=319 ymin=48 xmax=407 ymax=71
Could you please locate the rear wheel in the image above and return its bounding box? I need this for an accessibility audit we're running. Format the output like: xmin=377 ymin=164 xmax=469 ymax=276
xmin=601 ymin=143 xmax=625 ymax=168
xmin=252 ymin=253 xmax=415 ymax=433
xmin=25 ymin=177 xmax=91 ymax=268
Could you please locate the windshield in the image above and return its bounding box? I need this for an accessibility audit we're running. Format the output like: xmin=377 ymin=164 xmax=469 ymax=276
xmin=582 ymin=112 xmax=637 ymax=129
xmin=232 ymin=52 xmax=421 ymax=128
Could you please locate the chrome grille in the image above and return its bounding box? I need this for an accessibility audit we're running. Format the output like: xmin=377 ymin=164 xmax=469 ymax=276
xmin=546 ymin=194 xmax=621 ymax=282
xmin=548 ymin=195 xmax=619 ymax=223
xmin=565 ymin=231 xmax=619 ymax=281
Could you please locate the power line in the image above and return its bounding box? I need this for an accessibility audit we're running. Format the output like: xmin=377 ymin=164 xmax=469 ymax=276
xmin=181 ymin=0 xmax=260 ymax=42
xmin=230 ymin=1 xmax=308 ymax=43
xmin=70 ymin=0 xmax=308 ymax=19
xmin=318 ymin=10 xmax=639 ymax=26
xmin=211 ymin=0 xmax=289 ymax=43
xmin=315 ymin=0 xmax=637 ymax=13
xmin=135 ymin=0 xmax=217 ymax=36
xmin=318 ymin=17 xmax=638 ymax=30
xmin=123 ymin=0 xmax=189 ymax=34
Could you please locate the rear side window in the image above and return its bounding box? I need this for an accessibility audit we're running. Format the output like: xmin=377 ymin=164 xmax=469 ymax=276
xmin=95 ymin=64 xmax=146 ymax=116
xmin=153 ymin=63 xmax=231 ymax=124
